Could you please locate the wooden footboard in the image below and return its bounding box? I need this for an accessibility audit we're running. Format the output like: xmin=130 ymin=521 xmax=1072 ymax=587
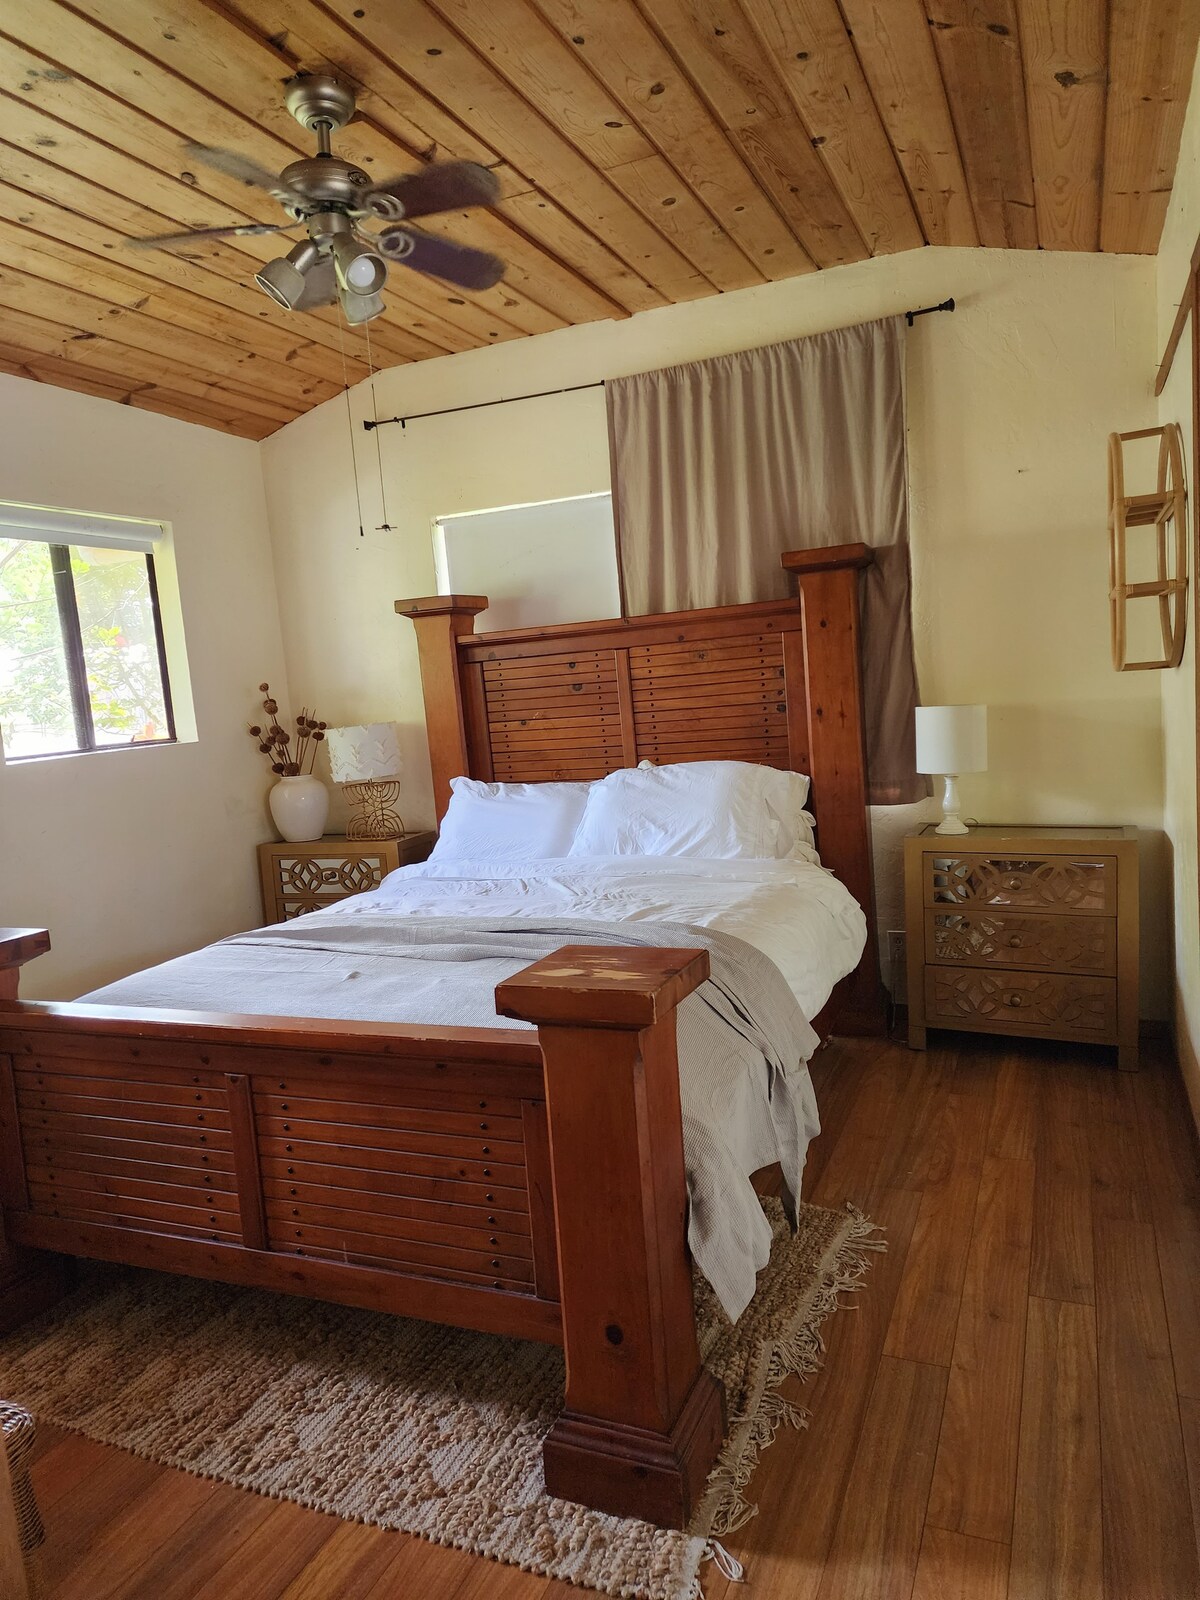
xmin=0 ymin=929 xmax=723 ymax=1527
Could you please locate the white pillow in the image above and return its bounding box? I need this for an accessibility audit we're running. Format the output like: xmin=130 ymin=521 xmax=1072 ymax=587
xmin=430 ymin=777 xmax=590 ymax=861
xmin=758 ymin=768 xmax=817 ymax=858
xmin=624 ymin=760 xmax=815 ymax=859
xmin=570 ymin=761 xmax=783 ymax=860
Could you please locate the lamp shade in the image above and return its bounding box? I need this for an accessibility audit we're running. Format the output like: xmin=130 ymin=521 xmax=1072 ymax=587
xmin=915 ymin=704 xmax=988 ymax=775
xmin=325 ymin=723 xmax=402 ymax=784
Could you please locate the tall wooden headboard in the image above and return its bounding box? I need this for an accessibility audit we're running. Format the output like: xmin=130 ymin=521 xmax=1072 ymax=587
xmin=398 ymin=543 xmax=883 ymax=1034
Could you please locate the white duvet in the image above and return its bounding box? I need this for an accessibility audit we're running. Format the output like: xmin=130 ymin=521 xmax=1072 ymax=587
xmin=328 ymin=854 xmax=867 ymax=1023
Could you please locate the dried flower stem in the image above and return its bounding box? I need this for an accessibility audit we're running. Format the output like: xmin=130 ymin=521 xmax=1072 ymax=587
xmin=247 ymin=685 xmax=327 ymax=777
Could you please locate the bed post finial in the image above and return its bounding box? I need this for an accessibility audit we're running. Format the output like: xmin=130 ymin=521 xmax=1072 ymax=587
xmin=497 ymin=944 xmax=726 ymax=1528
xmin=395 ymin=595 xmax=488 ymax=821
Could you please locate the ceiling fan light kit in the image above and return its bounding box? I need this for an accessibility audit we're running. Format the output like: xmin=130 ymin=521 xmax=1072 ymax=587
xmin=126 ymin=73 xmax=506 ymax=324
xmin=340 ymin=289 xmax=387 ymax=326
xmin=255 ymin=240 xmax=321 ymax=309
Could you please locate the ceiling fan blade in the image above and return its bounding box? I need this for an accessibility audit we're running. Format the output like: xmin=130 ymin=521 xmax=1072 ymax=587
xmin=125 ymin=222 xmax=293 ymax=249
xmin=378 ymin=225 xmax=505 ymax=290
xmin=184 ymin=142 xmax=291 ymax=201
xmin=368 ymin=161 xmax=501 ymax=220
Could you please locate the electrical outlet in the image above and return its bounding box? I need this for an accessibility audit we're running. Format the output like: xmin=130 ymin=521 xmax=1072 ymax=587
xmin=886 ymin=929 xmax=907 ymax=1003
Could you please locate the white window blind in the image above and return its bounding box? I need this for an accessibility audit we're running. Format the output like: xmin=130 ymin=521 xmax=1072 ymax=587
xmin=0 ymin=504 xmax=162 ymax=553
xmin=434 ymin=493 xmax=620 ymax=632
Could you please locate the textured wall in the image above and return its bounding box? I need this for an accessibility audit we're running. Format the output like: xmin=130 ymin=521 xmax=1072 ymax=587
xmin=0 ymin=375 xmax=289 ymax=998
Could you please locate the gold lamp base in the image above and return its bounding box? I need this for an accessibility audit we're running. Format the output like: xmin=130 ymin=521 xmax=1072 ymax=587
xmin=343 ymin=779 xmax=405 ymax=840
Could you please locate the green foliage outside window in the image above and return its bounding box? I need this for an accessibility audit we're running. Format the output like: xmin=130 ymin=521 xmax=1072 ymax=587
xmin=0 ymin=537 xmax=171 ymax=758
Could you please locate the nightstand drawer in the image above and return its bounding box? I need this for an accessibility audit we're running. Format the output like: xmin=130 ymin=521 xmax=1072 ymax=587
xmin=924 ymin=853 xmax=1117 ymax=915
xmin=925 ymin=909 xmax=1117 ymax=974
xmin=277 ymin=849 xmax=393 ymax=908
xmin=258 ymin=833 xmax=437 ymax=925
xmin=926 ymin=966 xmax=1117 ymax=1041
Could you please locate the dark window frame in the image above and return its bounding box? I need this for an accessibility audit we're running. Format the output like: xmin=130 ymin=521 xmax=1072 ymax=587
xmin=5 ymin=540 xmax=177 ymax=762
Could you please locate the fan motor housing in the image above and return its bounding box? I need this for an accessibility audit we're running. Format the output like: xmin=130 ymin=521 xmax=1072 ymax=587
xmin=281 ymin=156 xmax=373 ymax=208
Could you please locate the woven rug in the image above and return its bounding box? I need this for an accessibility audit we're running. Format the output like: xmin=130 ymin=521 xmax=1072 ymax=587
xmin=0 ymin=1199 xmax=879 ymax=1600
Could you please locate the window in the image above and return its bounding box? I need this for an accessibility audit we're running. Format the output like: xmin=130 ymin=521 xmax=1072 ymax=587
xmin=434 ymin=493 xmax=620 ymax=632
xmin=0 ymin=506 xmax=175 ymax=761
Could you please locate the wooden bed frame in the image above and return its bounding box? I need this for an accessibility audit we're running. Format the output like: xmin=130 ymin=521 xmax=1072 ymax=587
xmin=0 ymin=543 xmax=882 ymax=1529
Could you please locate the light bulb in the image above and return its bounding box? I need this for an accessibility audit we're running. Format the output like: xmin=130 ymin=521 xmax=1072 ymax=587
xmin=345 ymin=253 xmax=381 ymax=290
xmin=331 ymin=233 xmax=388 ymax=297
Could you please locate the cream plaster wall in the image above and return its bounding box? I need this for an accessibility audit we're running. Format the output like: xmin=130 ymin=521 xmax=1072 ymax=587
xmin=0 ymin=374 xmax=289 ymax=999
xmin=261 ymin=245 xmax=1167 ymax=1014
xmin=1156 ymin=45 xmax=1200 ymax=1117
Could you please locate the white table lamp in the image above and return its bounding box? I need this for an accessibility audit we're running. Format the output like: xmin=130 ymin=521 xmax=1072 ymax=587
xmin=915 ymin=704 xmax=987 ymax=836
xmin=325 ymin=723 xmax=405 ymax=839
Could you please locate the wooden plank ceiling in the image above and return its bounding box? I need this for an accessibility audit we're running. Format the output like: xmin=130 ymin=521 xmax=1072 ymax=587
xmin=0 ymin=0 xmax=1197 ymax=439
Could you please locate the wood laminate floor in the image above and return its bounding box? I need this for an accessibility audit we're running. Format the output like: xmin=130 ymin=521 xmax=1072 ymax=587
xmin=19 ymin=1031 xmax=1200 ymax=1600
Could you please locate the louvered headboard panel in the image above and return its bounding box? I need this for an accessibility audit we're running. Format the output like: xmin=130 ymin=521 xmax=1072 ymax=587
xmin=455 ymin=608 xmax=811 ymax=784
xmin=474 ymin=630 xmax=800 ymax=782
xmin=630 ymin=632 xmax=794 ymax=772
xmin=481 ymin=648 xmax=624 ymax=783
xmin=398 ymin=545 xmax=883 ymax=1033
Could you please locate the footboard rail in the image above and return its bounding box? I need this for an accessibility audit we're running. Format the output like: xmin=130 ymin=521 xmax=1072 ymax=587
xmin=0 ymin=929 xmax=724 ymax=1526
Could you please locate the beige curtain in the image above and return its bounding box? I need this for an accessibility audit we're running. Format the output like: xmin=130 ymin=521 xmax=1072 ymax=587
xmin=607 ymin=316 xmax=924 ymax=804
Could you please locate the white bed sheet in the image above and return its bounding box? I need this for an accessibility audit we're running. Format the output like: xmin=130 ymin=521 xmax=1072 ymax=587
xmin=328 ymin=854 xmax=867 ymax=1022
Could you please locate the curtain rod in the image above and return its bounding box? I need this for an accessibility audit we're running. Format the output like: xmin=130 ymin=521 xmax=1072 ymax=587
xmin=362 ymin=298 xmax=956 ymax=431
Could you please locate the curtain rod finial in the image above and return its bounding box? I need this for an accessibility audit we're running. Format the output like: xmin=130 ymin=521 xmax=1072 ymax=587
xmin=905 ymin=296 xmax=955 ymax=328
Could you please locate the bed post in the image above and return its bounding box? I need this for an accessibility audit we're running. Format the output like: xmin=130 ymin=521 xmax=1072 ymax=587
xmin=496 ymin=945 xmax=726 ymax=1529
xmin=0 ymin=930 xmax=72 ymax=1330
xmin=781 ymin=546 xmax=886 ymax=1036
xmin=395 ymin=595 xmax=488 ymax=820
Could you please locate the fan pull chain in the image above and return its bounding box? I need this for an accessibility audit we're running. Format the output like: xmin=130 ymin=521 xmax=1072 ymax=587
xmin=364 ymin=318 xmax=394 ymax=533
xmin=335 ymin=302 xmax=367 ymax=539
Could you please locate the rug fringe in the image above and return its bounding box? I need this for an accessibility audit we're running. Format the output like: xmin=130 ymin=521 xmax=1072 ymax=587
xmin=704 ymin=1540 xmax=746 ymax=1582
xmin=695 ymin=1204 xmax=886 ymax=1543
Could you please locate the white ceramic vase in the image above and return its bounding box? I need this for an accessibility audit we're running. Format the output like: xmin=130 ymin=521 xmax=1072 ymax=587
xmin=269 ymin=774 xmax=329 ymax=842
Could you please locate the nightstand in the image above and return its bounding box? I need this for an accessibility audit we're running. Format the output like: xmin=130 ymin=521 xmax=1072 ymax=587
xmin=904 ymin=824 xmax=1139 ymax=1070
xmin=257 ymin=832 xmax=436 ymax=924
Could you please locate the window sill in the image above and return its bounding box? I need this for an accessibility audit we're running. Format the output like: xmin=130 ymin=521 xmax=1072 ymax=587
xmin=3 ymin=738 xmax=180 ymax=766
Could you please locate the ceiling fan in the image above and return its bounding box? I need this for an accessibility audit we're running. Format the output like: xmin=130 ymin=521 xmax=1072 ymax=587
xmin=126 ymin=74 xmax=506 ymax=325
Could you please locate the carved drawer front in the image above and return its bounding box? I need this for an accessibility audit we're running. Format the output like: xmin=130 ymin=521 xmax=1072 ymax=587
xmin=926 ymin=966 xmax=1117 ymax=1040
xmin=925 ymin=909 xmax=1117 ymax=974
xmin=278 ymin=851 xmax=390 ymax=916
xmin=925 ymin=853 xmax=1116 ymax=914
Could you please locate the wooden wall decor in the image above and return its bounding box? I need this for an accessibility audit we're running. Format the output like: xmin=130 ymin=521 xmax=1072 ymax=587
xmin=1 ymin=1 xmax=1198 ymax=436
xmin=1107 ymin=423 xmax=1188 ymax=670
